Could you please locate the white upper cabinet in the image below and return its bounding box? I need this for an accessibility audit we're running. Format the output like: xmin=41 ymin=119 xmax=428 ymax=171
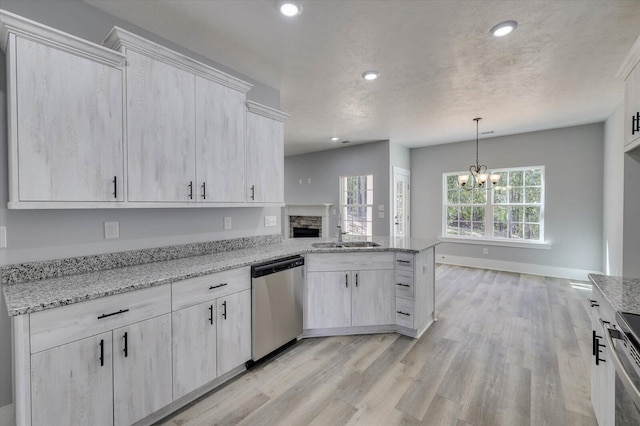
xmin=246 ymin=101 xmax=289 ymax=204
xmin=0 ymin=10 xmax=125 ymax=208
xmin=619 ymin=34 xmax=640 ymax=152
xmin=196 ymin=76 xmax=246 ymax=203
xmin=104 ymin=27 xmax=253 ymax=205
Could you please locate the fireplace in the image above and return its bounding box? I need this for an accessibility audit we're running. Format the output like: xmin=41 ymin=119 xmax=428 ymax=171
xmin=284 ymin=204 xmax=332 ymax=239
xmin=293 ymin=227 xmax=320 ymax=238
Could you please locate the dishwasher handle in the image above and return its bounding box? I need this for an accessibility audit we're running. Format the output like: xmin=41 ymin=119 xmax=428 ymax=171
xmin=252 ymin=256 xmax=305 ymax=278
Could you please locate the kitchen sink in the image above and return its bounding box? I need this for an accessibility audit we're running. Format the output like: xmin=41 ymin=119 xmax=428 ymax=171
xmin=310 ymin=241 xmax=381 ymax=248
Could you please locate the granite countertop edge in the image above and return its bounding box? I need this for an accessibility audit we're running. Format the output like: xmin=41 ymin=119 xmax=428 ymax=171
xmin=3 ymin=237 xmax=440 ymax=317
xmin=589 ymin=273 xmax=640 ymax=315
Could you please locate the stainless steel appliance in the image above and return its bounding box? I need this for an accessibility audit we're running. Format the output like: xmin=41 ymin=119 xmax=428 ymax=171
xmin=250 ymin=255 xmax=304 ymax=363
xmin=605 ymin=312 xmax=640 ymax=424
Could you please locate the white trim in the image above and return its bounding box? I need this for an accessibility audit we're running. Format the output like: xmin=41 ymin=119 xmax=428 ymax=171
xmin=0 ymin=404 xmax=14 ymax=426
xmin=438 ymin=236 xmax=552 ymax=250
xmin=436 ymin=254 xmax=601 ymax=281
xmin=617 ymin=33 xmax=640 ymax=80
xmin=245 ymin=101 xmax=289 ymax=122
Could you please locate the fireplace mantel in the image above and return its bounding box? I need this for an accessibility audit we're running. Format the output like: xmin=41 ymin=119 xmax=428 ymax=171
xmin=284 ymin=203 xmax=332 ymax=239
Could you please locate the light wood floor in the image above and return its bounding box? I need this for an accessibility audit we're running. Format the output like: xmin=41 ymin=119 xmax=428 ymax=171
xmin=158 ymin=265 xmax=597 ymax=426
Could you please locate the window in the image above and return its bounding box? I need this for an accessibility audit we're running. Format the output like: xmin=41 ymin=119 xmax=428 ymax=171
xmin=443 ymin=166 xmax=544 ymax=242
xmin=340 ymin=174 xmax=373 ymax=237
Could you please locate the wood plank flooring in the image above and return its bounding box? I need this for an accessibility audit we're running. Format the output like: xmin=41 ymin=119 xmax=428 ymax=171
xmin=157 ymin=265 xmax=597 ymax=426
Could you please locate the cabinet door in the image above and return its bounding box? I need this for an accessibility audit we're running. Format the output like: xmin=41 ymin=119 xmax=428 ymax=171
xmin=351 ymin=270 xmax=395 ymax=326
xmin=172 ymin=301 xmax=217 ymax=400
xmin=304 ymin=271 xmax=351 ymax=329
xmin=217 ymin=290 xmax=251 ymax=376
xmin=31 ymin=332 xmax=113 ymax=426
xmin=246 ymin=112 xmax=284 ymax=203
xmin=113 ymin=314 xmax=172 ymax=426
xmin=195 ymin=77 xmax=246 ymax=202
xmin=625 ymin=64 xmax=640 ymax=149
xmin=591 ymin=314 xmax=615 ymax=426
xmin=126 ymin=50 xmax=196 ymax=202
xmin=15 ymin=37 xmax=123 ymax=202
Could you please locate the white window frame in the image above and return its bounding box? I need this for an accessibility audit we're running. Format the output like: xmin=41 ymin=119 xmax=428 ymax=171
xmin=339 ymin=174 xmax=374 ymax=237
xmin=442 ymin=165 xmax=546 ymax=246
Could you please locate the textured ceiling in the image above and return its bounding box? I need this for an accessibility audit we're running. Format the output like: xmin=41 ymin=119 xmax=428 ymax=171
xmin=83 ymin=0 xmax=640 ymax=156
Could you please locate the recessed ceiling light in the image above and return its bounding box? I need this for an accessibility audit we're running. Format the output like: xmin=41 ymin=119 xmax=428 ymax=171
xmin=330 ymin=136 xmax=339 ymax=142
xmin=277 ymin=0 xmax=302 ymax=17
xmin=490 ymin=20 xmax=518 ymax=37
xmin=362 ymin=70 xmax=380 ymax=81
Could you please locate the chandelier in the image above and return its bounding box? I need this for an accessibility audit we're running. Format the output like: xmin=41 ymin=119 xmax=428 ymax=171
xmin=458 ymin=118 xmax=500 ymax=190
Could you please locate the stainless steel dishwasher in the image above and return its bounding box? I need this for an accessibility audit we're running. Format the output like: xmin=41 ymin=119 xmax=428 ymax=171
xmin=250 ymin=255 xmax=304 ymax=363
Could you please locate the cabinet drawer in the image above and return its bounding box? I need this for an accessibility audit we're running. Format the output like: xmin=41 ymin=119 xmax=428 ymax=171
xmin=396 ymin=297 xmax=414 ymax=328
xmin=172 ymin=267 xmax=250 ymax=311
xmin=591 ymin=285 xmax=616 ymax=324
xmin=395 ymin=252 xmax=414 ymax=271
xmin=30 ymin=284 xmax=171 ymax=353
xmin=395 ymin=268 xmax=414 ymax=299
xmin=306 ymin=253 xmax=394 ymax=272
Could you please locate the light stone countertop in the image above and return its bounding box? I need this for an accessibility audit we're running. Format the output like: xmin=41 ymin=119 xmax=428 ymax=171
xmin=589 ymin=274 xmax=640 ymax=315
xmin=3 ymin=237 xmax=439 ymax=317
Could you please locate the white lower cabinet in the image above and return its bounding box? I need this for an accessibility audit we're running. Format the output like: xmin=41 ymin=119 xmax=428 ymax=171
xmin=590 ymin=286 xmax=616 ymax=426
xmin=351 ymin=270 xmax=395 ymax=327
xmin=171 ymin=272 xmax=251 ymax=400
xmin=305 ymin=271 xmax=352 ymax=329
xmin=113 ymin=314 xmax=173 ymax=426
xmin=31 ymin=332 xmax=114 ymax=426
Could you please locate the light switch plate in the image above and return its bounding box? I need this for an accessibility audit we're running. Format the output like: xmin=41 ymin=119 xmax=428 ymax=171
xmin=104 ymin=221 xmax=119 ymax=239
xmin=224 ymin=217 xmax=232 ymax=230
xmin=0 ymin=226 xmax=6 ymax=248
xmin=378 ymin=204 xmax=385 ymax=211
xmin=264 ymin=216 xmax=277 ymax=227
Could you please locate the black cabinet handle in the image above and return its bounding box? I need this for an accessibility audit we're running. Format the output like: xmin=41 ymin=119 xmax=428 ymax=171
xmin=112 ymin=176 xmax=117 ymax=199
xmin=589 ymin=299 xmax=599 ymax=307
xmin=397 ymin=310 xmax=411 ymax=316
xmin=634 ymin=114 xmax=637 ymax=135
xmin=355 ymin=273 xmax=358 ymax=287
xmin=209 ymin=305 xmax=213 ymax=325
xmin=592 ymin=330 xmax=598 ymax=357
xmin=397 ymin=260 xmax=411 ymax=264
xmin=250 ymin=185 xmax=255 ymax=201
xmin=396 ymin=283 xmax=410 ymax=287
xmin=97 ymin=309 xmax=129 ymax=320
xmin=222 ymin=301 xmax=227 ymax=320
xmin=123 ymin=332 xmax=128 ymax=358
xmin=188 ymin=181 xmax=193 ymax=199
xmin=595 ymin=336 xmax=606 ymax=365
xmin=345 ymin=273 xmax=348 ymax=288
xmin=637 ymin=112 xmax=640 ymax=133
xmin=99 ymin=339 xmax=104 ymax=366
xmin=209 ymin=283 xmax=228 ymax=290
xmin=202 ymin=182 xmax=206 ymax=200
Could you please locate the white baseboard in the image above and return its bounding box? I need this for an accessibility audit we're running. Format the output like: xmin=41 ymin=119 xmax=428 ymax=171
xmin=0 ymin=403 xmax=14 ymax=426
xmin=437 ymin=254 xmax=601 ymax=281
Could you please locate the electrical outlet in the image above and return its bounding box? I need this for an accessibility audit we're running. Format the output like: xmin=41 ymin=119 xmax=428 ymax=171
xmin=104 ymin=221 xmax=119 ymax=239
xmin=224 ymin=217 xmax=232 ymax=230
xmin=483 ymin=247 xmax=489 ymax=255
xmin=307 ymin=178 xmax=311 ymax=184
xmin=264 ymin=216 xmax=277 ymax=227
xmin=0 ymin=226 xmax=6 ymax=248
xmin=299 ymin=179 xmax=303 ymax=185
xmin=378 ymin=211 xmax=385 ymax=219
xmin=378 ymin=204 xmax=384 ymax=211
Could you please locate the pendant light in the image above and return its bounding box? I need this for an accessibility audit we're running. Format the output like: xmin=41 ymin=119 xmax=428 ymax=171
xmin=458 ymin=118 xmax=500 ymax=190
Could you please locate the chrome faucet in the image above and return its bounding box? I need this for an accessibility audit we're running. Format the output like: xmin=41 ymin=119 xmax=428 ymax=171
xmin=337 ymin=225 xmax=347 ymax=243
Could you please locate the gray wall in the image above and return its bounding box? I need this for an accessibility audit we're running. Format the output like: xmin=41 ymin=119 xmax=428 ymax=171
xmin=411 ymin=123 xmax=604 ymax=272
xmin=624 ymin=149 xmax=640 ymax=278
xmin=603 ymin=103 xmax=625 ymax=276
xmin=284 ymin=141 xmax=391 ymax=237
xmin=0 ymin=0 xmax=282 ymax=408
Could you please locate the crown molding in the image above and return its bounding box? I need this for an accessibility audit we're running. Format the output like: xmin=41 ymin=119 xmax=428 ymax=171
xmin=104 ymin=26 xmax=253 ymax=93
xmin=618 ymin=33 xmax=640 ymax=80
xmin=246 ymin=101 xmax=289 ymax=122
xmin=0 ymin=9 xmax=125 ymax=68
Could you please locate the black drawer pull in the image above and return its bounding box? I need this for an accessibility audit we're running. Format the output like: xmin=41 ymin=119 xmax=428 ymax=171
xmin=97 ymin=308 xmax=129 ymax=320
xmin=589 ymin=299 xmax=599 ymax=307
xmin=99 ymin=339 xmax=104 ymax=366
xmin=397 ymin=260 xmax=411 ymax=264
xmin=397 ymin=310 xmax=411 ymax=316
xmin=209 ymin=283 xmax=228 ymax=290
xmin=396 ymin=283 xmax=410 ymax=287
